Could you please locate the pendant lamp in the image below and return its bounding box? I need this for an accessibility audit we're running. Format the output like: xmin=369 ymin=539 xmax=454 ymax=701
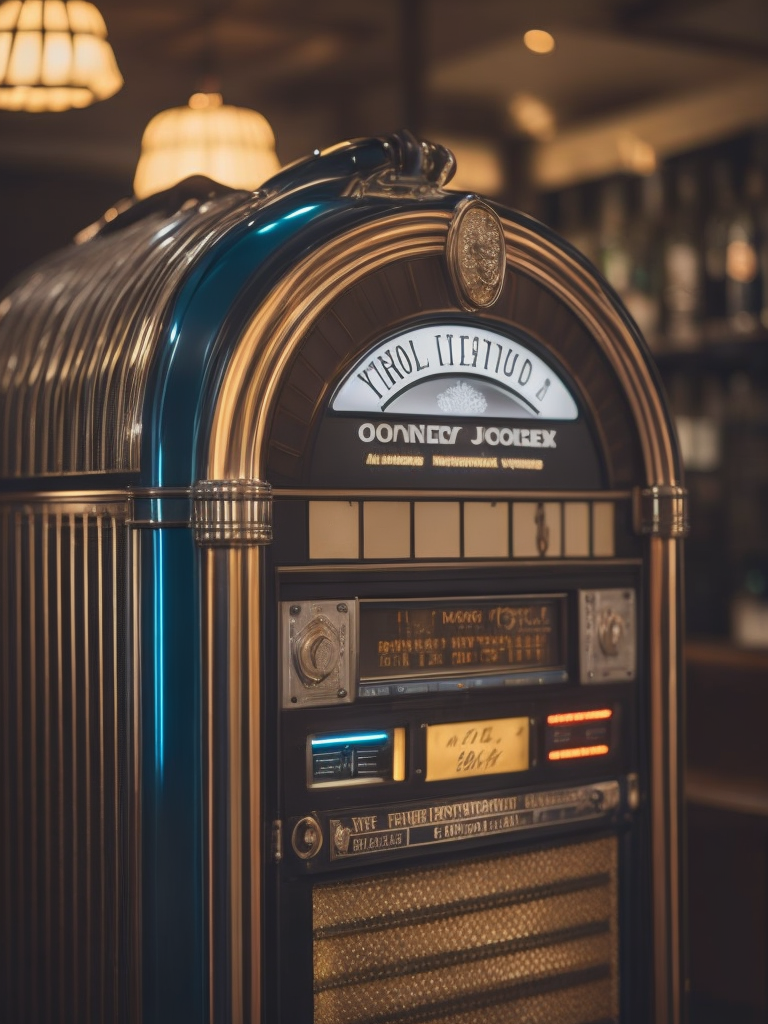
xmin=133 ymin=90 xmax=281 ymax=199
xmin=0 ymin=0 xmax=122 ymax=111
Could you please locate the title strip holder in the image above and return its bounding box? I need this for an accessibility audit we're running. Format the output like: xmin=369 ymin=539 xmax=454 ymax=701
xmin=323 ymin=780 xmax=622 ymax=862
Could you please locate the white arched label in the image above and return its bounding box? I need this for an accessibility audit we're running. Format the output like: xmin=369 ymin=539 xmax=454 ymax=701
xmin=332 ymin=324 xmax=578 ymax=421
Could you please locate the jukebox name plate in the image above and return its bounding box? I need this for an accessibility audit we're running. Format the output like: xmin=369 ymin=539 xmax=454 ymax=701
xmin=328 ymin=781 xmax=621 ymax=860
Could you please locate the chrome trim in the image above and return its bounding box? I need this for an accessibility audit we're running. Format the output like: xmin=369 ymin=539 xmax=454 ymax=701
xmin=193 ymin=480 xmax=272 ymax=546
xmin=633 ymin=485 xmax=689 ymax=538
xmin=273 ymin=488 xmax=634 ymax=500
xmin=0 ymin=497 xmax=136 ymax=1022
xmin=277 ymin=557 xmax=644 ymax=575
xmin=0 ymin=191 xmax=259 ymax=477
xmin=202 ymin=548 xmax=262 ymax=1023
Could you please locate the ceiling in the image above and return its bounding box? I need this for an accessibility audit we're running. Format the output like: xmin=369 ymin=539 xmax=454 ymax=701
xmin=1 ymin=0 xmax=768 ymax=272
xmin=1 ymin=0 xmax=768 ymax=184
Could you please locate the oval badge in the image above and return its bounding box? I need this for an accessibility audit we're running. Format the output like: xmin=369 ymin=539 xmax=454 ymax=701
xmin=446 ymin=197 xmax=506 ymax=310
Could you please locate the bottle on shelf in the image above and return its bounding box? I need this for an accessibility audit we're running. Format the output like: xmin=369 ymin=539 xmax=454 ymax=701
xmin=623 ymin=171 xmax=663 ymax=352
xmin=702 ymin=158 xmax=735 ymax=343
xmin=662 ymin=161 xmax=705 ymax=351
xmin=725 ymin=160 xmax=763 ymax=336
xmin=557 ymin=183 xmax=599 ymax=268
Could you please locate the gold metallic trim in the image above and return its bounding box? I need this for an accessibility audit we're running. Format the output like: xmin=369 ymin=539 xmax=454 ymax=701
xmin=446 ymin=197 xmax=506 ymax=310
xmin=277 ymin=557 xmax=643 ymax=575
xmin=228 ymin=552 xmax=244 ymax=1024
xmin=274 ymin=488 xmax=634 ymax=500
xmin=202 ymin=549 xmax=216 ymax=1024
xmin=208 ymin=211 xmax=450 ymax=480
xmin=633 ymin=485 xmax=689 ymax=538
xmin=648 ymin=537 xmax=682 ymax=1024
xmin=201 ymin=546 xmax=263 ymax=1023
xmin=246 ymin=546 xmax=262 ymax=1024
xmin=192 ymin=480 xmax=272 ymax=546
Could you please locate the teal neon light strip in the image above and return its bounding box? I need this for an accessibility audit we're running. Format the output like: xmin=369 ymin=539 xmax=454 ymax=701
xmin=311 ymin=732 xmax=389 ymax=748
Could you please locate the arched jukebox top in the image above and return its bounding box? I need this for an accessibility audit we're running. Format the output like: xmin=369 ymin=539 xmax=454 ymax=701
xmin=0 ymin=131 xmax=688 ymax=1024
xmin=0 ymin=131 xmax=683 ymax=517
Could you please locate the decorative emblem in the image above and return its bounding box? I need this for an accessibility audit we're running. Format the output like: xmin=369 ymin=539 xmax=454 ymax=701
xmin=436 ymin=380 xmax=488 ymax=415
xmin=446 ymin=197 xmax=506 ymax=310
xmin=333 ymin=822 xmax=351 ymax=855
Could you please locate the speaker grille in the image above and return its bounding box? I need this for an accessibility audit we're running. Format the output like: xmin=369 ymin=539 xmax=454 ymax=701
xmin=0 ymin=501 xmax=135 ymax=1024
xmin=313 ymin=835 xmax=619 ymax=1024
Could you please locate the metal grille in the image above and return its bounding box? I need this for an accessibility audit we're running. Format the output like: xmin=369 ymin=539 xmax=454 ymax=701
xmin=0 ymin=499 xmax=135 ymax=1024
xmin=313 ymin=836 xmax=619 ymax=1024
xmin=0 ymin=190 xmax=252 ymax=477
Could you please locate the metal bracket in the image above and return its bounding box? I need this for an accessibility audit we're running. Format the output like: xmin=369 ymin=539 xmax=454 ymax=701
xmin=192 ymin=479 xmax=272 ymax=546
xmin=632 ymin=485 xmax=689 ymax=538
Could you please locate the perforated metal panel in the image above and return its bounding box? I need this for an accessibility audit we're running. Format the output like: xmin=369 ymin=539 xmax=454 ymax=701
xmin=313 ymin=836 xmax=619 ymax=1024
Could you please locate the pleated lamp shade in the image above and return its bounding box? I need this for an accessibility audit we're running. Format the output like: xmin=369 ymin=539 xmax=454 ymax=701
xmin=0 ymin=0 xmax=123 ymax=111
xmin=133 ymin=91 xmax=281 ymax=199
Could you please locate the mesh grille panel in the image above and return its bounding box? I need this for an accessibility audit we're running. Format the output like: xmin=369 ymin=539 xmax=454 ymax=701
xmin=313 ymin=836 xmax=619 ymax=1024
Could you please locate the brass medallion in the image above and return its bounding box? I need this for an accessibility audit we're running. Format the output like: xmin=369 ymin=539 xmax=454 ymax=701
xmin=446 ymin=197 xmax=506 ymax=310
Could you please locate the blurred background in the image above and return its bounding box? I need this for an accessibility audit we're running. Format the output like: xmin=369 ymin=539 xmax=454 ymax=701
xmin=1 ymin=0 xmax=767 ymax=1020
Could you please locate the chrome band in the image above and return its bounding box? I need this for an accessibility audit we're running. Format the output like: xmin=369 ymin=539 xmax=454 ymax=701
xmin=192 ymin=480 xmax=272 ymax=546
xmin=633 ymin=485 xmax=689 ymax=538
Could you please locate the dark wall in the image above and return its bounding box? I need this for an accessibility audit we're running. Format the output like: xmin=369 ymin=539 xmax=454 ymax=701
xmin=0 ymin=167 xmax=132 ymax=292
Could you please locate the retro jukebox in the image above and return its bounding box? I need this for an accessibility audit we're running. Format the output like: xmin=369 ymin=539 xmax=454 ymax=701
xmin=0 ymin=132 xmax=687 ymax=1024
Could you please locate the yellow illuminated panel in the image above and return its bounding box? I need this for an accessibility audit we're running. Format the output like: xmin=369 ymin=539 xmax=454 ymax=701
xmin=548 ymin=745 xmax=609 ymax=761
xmin=426 ymin=717 xmax=529 ymax=782
xmin=547 ymin=709 xmax=612 ymax=725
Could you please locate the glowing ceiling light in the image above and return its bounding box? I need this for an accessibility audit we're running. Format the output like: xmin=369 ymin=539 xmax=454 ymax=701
xmin=0 ymin=0 xmax=122 ymax=111
xmin=523 ymin=29 xmax=556 ymax=55
xmin=133 ymin=91 xmax=281 ymax=199
xmin=508 ymin=92 xmax=557 ymax=141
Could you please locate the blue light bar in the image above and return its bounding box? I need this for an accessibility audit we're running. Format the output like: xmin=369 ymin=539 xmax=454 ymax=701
xmin=311 ymin=732 xmax=389 ymax=748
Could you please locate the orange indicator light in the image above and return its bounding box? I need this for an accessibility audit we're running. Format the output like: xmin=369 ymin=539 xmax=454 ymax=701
xmin=548 ymin=745 xmax=610 ymax=761
xmin=547 ymin=709 xmax=612 ymax=726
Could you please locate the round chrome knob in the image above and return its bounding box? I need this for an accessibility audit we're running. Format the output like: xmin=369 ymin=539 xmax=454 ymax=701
xmin=292 ymin=816 xmax=323 ymax=859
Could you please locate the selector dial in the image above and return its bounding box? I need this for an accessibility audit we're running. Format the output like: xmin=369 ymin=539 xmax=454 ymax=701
xmin=293 ymin=616 xmax=341 ymax=687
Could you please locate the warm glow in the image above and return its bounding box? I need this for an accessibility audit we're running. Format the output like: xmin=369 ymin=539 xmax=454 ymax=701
xmin=548 ymin=745 xmax=610 ymax=761
xmin=547 ymin=709 xmax=613 ymax=726
xmin=508 ymin=92 xmax=556 ymax=140
xmin=0 ymin=0 xmax=122 ymax=111
xmin=133 ymin=94 xmax=281 ymax=198
xmin=617 ymin=132 xmax=657 ymax=175
xmin=523 ymin=29 xmax=556 ymax=54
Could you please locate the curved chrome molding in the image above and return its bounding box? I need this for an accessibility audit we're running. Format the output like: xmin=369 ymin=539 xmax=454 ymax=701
xmin=633 ymin=485 xmax=689 ymax=538
xmin=192 ymin=480 xmax=272 ymax=547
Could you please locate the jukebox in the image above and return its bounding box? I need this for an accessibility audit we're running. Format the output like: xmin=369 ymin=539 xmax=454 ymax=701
xmin=0 ymin=132 xmax=687 ymax=1024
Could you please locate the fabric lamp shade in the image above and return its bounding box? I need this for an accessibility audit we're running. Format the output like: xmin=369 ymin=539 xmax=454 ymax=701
xmin=0 ymin=0 xmax=122 ymax=111
xmin=133 ymin=92 xmax=281 ymax=199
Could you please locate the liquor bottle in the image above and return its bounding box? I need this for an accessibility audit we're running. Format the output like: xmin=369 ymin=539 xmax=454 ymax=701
xmin=623 ymin=172 xmax=663 ymax=352
xmin=558 ymin=184 xmax=599 ymax=268
xmin=662 ymin=162 xmax=704 ymax=350
xmin=597 ymin=178 xmax=632 ymax=298
xmin=702 ymin=159 xmax=735 ymax=342
xmin=725 ymin=161 xmax=762 ymax=335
